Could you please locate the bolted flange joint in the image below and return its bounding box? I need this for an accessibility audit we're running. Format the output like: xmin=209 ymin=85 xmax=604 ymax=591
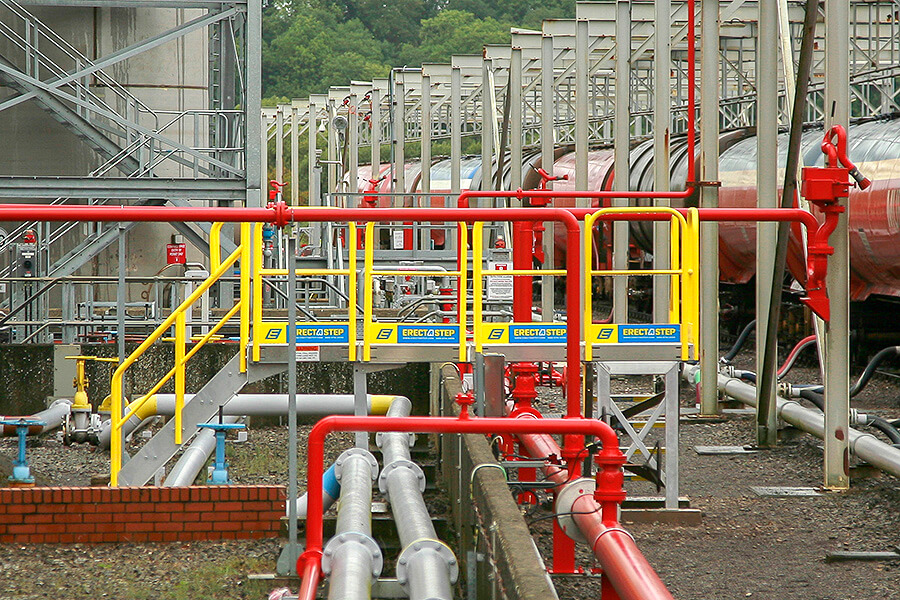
xmin=321 ymin=530 xmax=383 ymax=578
xmin=333 ymin=448 xmax=379 ymax=482
xmin=554 ymin=477 xmax=596 ymax=544
xmin=395 ymin=538 xmax=459 ymax=588
xmin=378 ymin=458 xmax=426 ymax=496
xmin=375 ymin=431 xmax=415 ymax=448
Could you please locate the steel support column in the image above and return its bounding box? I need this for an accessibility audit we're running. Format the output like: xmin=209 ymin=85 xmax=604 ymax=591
xmin=756 ymin=0 xmax=779 ymax=447
xmin=393 ymin=76 xmax=405 ymax=195
xmin=540 ymin=33 xmax=555 ymax=322
xmin=450 ymin=67 xmax=462 ymax=196
xmin=823 ymin=0 xmax=850 ymax=490
xmin=348 ymin=90 xmax=359 ymax=202
xmin=481 ymin=59 xmax=494 ymax=194
xmin=613 ymin=1 xmax=632 ymax=323
xmin=575 ymin=20 xmax=589 ymax=200
xmin=421 ymin=74 xmax=432 ymax=198
xmin=509 ymin=47 xmax=523 ymax=191
xmin=699 ymin=0 xmax=720 ymax=416
xmin=653 ymin=0 xmax=672 ymax=322
xmin=370 ymin=87 xmax=382 ymax=188
xmin=246 ymin=0 xmax=262 ymax=207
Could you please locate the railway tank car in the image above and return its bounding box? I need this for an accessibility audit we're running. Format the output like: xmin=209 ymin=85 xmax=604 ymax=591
xmin=348 ymin=116 xmax=900 ymax=303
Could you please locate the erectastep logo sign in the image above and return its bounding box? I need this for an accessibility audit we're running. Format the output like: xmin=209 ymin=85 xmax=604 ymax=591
xmin=260 ymin=322 xmax=350 ymax=344
xmin=482 ymin=323 xmax=568 ymax=344
xmin=374 ymin=324 xmax=461 ymax=344
xmin=591 ymin=324 xmax=681 ymax=344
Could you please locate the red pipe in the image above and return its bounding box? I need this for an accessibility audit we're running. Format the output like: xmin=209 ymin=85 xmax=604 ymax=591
xmin=510 ymin=420 xmax=673 ymax=600
xmin=298 ymin=414 xmax=623 ymax=588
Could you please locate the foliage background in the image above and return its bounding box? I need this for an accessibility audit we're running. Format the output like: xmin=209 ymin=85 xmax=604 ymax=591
xmin=261 ymin=1 xmax=575 ymax=199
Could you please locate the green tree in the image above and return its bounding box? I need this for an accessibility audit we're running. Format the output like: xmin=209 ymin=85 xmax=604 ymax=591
xmin=398 ymin=10 xmax=511 ymax=66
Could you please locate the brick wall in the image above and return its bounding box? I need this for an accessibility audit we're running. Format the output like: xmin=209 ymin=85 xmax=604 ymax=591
xmin=0 ymin=486 xmax=285 ymax=544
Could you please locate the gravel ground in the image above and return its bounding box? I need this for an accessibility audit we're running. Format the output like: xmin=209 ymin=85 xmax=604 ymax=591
xmin=1 ymin=341 xmax=899 ymax=599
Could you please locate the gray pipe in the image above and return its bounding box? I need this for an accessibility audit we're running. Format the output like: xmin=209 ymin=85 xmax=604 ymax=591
xmin=162 ymin=416 xmax=241 ymax=487
xmin=684 ymin=364 xmax=900 ymax=477
xmin=323 ymin=449 xmax=381 ymax=600
xmin=98 ymin=394 xmax=398 ymax=449
xmin=1 ymin=398 xmax=71 ymax=436
xmin=378 ymin=396 xmax=457 ymax=600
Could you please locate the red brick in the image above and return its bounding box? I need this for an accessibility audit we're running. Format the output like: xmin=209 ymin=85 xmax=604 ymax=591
xmin=8 ymin=504 xmax=36 ymax=515
xmin=157 ymin=488 xmax=170 ymax=503
xmin=184 ymin=522 xmax=210 ymax=532
xmin=148 ymin=532 xmax=164 ymax=542
xmin=241 ymin=521 xmax=267 ymax=531
xmin=155 ymin=502 xmax=183 ymax=513
xmin=28 ymin=534 xmax=45 ymax=543
xmin=83 ymin=513 xmax=114 ymax=524
xmin=0 ymin=502 xmax=6 ymax=515
xmin=149 ymin=488 xmax=161 ymax=503
xmin=218 ymin=531 xmax=237 ymax=540
xmin=212 ymin=521 xmax=241 ymax=532
xmin=0 ymin=489 xmax=13 ymax=504
xmin=0 ymin=535 xmax=15 ymax=543
xmin=61 ymin=489 xmax=73 ymax=503
xmin=164 ymin=532 xmax=183 ymax=542
xmin=171 ymin=512 xmax=200 ymax=522
xmin=259 ymin=511 xmax=285 ymax=522
xmin=95 ymin=522 xmax=125 ymax=534
xmin=91 ymin=488 xmax=103 ymax=503
xmin=23 ymin=514 xmax=54 ymax=525
xmin=106 ymin=488 xmax=122 ymax=503
xmin=100 ymin=533 xmax=120 ymax=543
xmin=39 ymin=523 xmax=68 ymax=534
xmin=131 ymin=502 xmax=155 ymax=513
xmin=7 ymin=524 xmax=37 ymax=535
xmin=239 ymin=487 xmax=251 ymax=501
xmin=148 ymin=512 xmax=170 ymax=523
xmin=243 ymin=501 xmax=272 ymax=512
xmin=129 ymin=523 xmax=155 ymax=533
xmin=122 ymin=533 xmax=149 ymax=543
xmin=53 ymin=513 xmax=82 ymax=524
xmin=231 ymin=511 xmax=257 ymax=522
xmin=214 ymin=501 xmax=242 ymax=512
xmin=184 ymin=502 xmax=210 ymax=513
xmin=68 ymin=523 xmax=96 ymax=534
xmin=0 ymin=513 xmax=21 ymax=524
xmin=154 ymin=522 xmax=183 ymax=532
xmin=112 ymin=513 xmax=143 ymax=523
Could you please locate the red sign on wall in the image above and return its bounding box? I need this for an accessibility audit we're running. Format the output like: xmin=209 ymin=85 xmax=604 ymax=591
xmin=166 ymin=243 xmax=186 ymax=265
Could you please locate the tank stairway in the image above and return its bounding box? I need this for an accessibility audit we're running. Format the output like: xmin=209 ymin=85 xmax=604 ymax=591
xmin=115 ymin=352 xmax=285 ymax=487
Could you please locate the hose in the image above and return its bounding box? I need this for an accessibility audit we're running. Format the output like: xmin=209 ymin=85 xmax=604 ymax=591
xmin=777 ymin=335 xmax=818 ymax=378
xmin=720 ymin=320 xmax=756 ymax=363
xmin=849 ymin=346 xmax=900 ymax=398
xmin=798 ymin=389 xmax=900 ymax=445
xmin=866 ymin=416 xmax=900 ymax=446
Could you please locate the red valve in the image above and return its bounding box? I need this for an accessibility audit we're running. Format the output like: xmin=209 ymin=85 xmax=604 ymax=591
xmin=798 ymin=125 xmax=869 ymax=321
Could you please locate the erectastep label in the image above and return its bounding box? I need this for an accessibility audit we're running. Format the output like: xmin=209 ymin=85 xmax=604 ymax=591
xmin=481 ymin=322 xmax=568 ymax=344
xmin=590 ymin=324 xmax=681 ymax=344
xmin=260 ymin=322 xmax=350 ymax=344
xmin=373 ymin=323 xmax=461 ymax=344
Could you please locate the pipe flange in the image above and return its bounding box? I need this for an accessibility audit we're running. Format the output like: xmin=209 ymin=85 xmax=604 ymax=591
xmin=375 ymin=431 xmax=415 ymax=447
xmin=334 ymin=448 xmax=379 ymax=482
xmin=554 ymin=477 xmax=596 ymax=545
xmin=395 ymin=538 xmax=459 ymax=588
xmin=321 ymin=531 xmax=383 ymax=577
xmin=378 ymin=458 xmax=426 ymax=495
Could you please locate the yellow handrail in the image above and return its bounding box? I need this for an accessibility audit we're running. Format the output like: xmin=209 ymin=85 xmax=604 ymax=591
xmin=583 ymin=207 xmax=697 ymax=361
xmin=210 ymin=222 xmax=224 ymax=270
xmin=110 ymin=240 xmax=244 ymax=486
xmin=120 ymin=301 xmax=243 ymax=425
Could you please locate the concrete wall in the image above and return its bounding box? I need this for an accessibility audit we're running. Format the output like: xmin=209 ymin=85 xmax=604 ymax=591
xmin=0 ymin=343 xmax=430 ymax=417
xmin=438 ymin=364 xmax=558 ymax=600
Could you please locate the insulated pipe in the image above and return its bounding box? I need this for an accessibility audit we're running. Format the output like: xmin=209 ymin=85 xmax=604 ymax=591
xmin=163 ymin=416 xmax=241 ymax=486
xmin=97 ymin=394 xmax=397 ymax=449
xmin=684 ymin=364 xmax=900 ymax=477
xmin=377 ymin=397 xmax=457 ymax=600
xmin=324 ymin=449 xmax=381 ymax=600
xmin=1 ymin=399 xmax=71 ymax=436
xmin=510 ymin=416 xmax=674 ymax=600
xmin=288 ymin=463 xmax=341 ymax=520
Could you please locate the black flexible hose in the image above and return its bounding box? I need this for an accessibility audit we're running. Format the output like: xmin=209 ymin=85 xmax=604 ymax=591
xmin=721 ymin=320 xmax=756 ymax=363
xmin=799 ymin=388 xmax=824 ymax=410
xmin=867 ymin=416 xmax=900 ymax=445
xmin=849 ymin=346 xmax=900 ymax=397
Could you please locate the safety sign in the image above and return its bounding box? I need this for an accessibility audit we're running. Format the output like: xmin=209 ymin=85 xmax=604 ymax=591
xmin=591 ymin=324 xmax=681 ymax=344
xmin=260 ymin=322 xmax=350 ymax=344
xmin=482 ymin=323 xmax=568 ymax=344
xmin=373 ymin=324 xmax=461 ymax=344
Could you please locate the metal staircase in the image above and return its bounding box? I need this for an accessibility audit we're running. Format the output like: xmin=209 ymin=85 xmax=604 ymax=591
xmin=116 ymin=352 xmax=284 ymax=487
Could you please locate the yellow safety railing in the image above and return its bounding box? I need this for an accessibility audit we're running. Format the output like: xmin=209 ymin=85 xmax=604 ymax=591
xmin=110 ymin=222 xmax=250 ymax=486
xmin=362 ymin=221 xmax=468 ymax=362
xmin=471 ymin=221 xmax=568 ymax=353
xmin=252 ymin=222 xmax=358 ymax=362
xmin=583 ymin=207 xmax=700 ymax=361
